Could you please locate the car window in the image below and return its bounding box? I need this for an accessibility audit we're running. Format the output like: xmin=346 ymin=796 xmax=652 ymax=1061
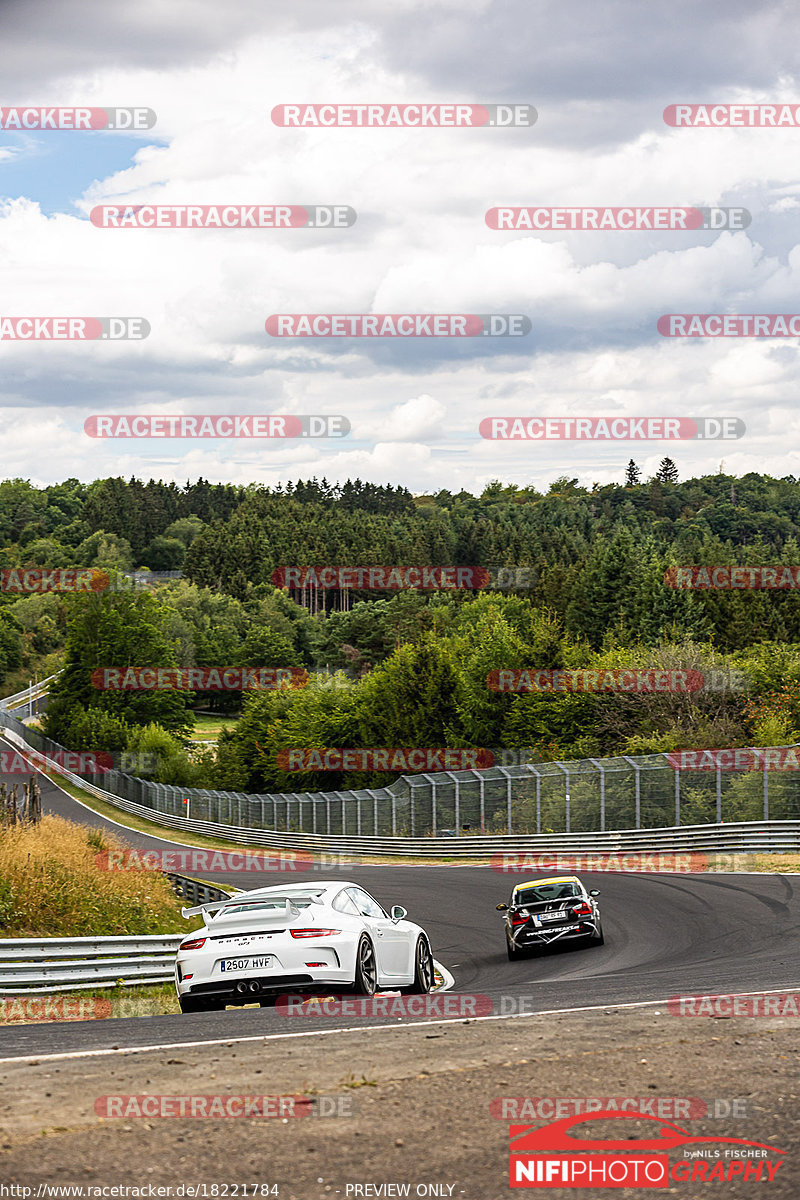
xmin=218 ymin=895 xmax=319 ymax=915
xmin=332 ymin=890 xmax=360 ymax=916
xmin=347 ymin=887 xmax=387 ymax=919
xmin=513 ymin=882 xmax=582 ymax=903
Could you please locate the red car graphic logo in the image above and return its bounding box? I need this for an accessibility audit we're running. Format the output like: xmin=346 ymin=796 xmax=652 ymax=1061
xmin=510 ymin=1111 xmax=784 ymax=1155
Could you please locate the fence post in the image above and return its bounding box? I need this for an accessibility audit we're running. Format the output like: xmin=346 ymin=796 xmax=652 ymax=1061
xmin=391 ymin=791 xmax=397 ymax=837
xmin=623 ymin=756 xmax=641 ymax=829
xmin=675 ymin=768 xmax=680 ymax=825
xmin=454 ymin=778 xmax=460 ymax=835
xmin=556 ymin=764 xmax=570 ymax=833
xmin=763 ymin=760 xmax=769 ymax=821
xmin=479 ymin=774 xmax=485 ymax=833
xmin=716 ymin=766 xmax=722 ymax=823
xmin=326 ymin=796 xmax=331 ymax=835
xmin=589 ymin=759 xmax=605 ymax=831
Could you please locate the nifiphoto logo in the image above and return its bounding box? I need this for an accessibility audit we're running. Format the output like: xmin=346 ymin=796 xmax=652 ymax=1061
xmin=90 ymin=205 xmax=356 ymax=228
xmin=271 ymin=103 xmax=536 ymax=127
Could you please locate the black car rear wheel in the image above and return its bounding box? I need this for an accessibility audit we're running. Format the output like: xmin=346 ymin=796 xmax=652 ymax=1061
xmin=506 ymin=934 xmax=525 ymax=960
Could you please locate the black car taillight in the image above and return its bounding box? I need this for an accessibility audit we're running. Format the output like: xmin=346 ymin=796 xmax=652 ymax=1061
xmin=511 ymin=913 xmax=529 ymax=926
xmin=572 ymin=902 xmax=593 ymax=917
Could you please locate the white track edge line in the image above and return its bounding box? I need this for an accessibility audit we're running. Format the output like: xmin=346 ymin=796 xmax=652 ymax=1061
xmin=4 ymin=983 xmax=800 ymax=1065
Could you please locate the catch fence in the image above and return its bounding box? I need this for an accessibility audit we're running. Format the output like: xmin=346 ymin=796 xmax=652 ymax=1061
xmin=2 ymin=706 xmax=798 ymax=837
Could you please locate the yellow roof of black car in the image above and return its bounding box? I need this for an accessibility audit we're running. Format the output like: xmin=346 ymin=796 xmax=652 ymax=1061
xmin=515 ymin=876 xmax=581 ymax=887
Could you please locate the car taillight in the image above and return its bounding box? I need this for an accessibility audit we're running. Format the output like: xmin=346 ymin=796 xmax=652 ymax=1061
xmin=290 ymin=928 xmax=341 ymax=938
xmin=572 ymin=903 xmax=592 ymax=916
xmin=180 ymin=937 xmax=207 ymax=950
xmin=511 ymin=914 xmax=529 ymax=926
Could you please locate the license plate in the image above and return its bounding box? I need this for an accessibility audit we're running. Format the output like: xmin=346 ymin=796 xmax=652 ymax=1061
xmin=219 ymin=956 xmax=274 ymax=972
xmin=537 ymin=911 xmax=565 ymax=923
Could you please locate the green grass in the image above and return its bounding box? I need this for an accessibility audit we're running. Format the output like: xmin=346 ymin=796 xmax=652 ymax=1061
xmin=190 ymin=712 xmax=239 ymax=742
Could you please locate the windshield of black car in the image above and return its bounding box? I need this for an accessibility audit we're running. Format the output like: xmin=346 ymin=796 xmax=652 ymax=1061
xmin=513 ymin=883 xmax=582 ymax=904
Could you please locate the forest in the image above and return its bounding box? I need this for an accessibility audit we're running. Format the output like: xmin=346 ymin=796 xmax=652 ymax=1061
xmin=1 ymin=464 xmax=800 ymax=799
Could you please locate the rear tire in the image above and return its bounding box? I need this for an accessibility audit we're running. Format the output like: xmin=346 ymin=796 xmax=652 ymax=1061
xmin=259 ymin=995 xmax=278 ymax=1008
xmin=506 ymin=935 xmax=525 ymax=961
xmin=589 ymin=923 xmax=605 ymax=946
xmin=405 ymin=937 xmax=434 ymax=993
xmin=352 ymin=935 xmax=378 ymax=996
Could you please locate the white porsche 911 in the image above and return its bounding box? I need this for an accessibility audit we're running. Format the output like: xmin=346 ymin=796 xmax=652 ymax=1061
xmin=175 ymin=880 xmax=436 ymax=1012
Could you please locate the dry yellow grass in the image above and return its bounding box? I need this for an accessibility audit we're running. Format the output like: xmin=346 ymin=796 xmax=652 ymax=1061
xmin=0 ymin=816 xmax=193 ymax=936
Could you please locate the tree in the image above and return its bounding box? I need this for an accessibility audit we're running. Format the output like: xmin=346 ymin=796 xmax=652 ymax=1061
xmin=625 ymin=460 xmax=641 ymax=487
xmin=656 ymin=458 xmax=679 ymax=484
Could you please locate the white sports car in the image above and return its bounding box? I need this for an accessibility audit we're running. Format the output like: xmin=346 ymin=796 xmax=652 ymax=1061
xmin=175 ymin=880 xmax=436 ymax=1012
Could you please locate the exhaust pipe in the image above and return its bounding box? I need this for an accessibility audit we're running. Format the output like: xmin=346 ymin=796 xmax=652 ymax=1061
xmin=235 ymin=982 xmax=249 ymax=994
xmin=248 ymin=981 xmax=260 ymax=994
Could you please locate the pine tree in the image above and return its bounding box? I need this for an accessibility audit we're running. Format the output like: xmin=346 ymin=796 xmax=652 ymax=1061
xmin=656 ymin=457 xmax=679 ymax=484
xmin=625 ymin=460 xmax=641 ymax=487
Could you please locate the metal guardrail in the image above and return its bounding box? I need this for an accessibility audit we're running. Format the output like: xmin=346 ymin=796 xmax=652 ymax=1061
xmin=0 ymin=673 xmax=59 ymax=713
xmin=0 ymin=876 xmax=234 ymax=994
xmin=1 ymin=718 xmax=799 ymax=857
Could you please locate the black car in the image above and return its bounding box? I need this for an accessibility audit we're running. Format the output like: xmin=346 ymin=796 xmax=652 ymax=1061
xmin=496 ymin=874 xmax=603 ymax=960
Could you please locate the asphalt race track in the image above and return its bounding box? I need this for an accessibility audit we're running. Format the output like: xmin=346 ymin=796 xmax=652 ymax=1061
xmin=2 ymin=734 xmax=800 ymax=1059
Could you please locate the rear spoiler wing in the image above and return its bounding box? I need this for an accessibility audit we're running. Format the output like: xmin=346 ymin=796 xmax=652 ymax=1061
xmin=181 ymin=894 xmax=323 ymax=920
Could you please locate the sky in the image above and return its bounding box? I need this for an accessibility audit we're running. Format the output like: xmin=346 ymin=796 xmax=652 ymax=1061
xmin=2 ymin=0 xmax=800 ymax=494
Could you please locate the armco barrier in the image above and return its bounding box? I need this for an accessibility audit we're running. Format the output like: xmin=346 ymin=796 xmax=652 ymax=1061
xmin=0 ymin=934 xmax=183 ymax=994
xmin=0 ymin=876 xmax=234 ymax=994
xmin=3 ymin=695 xmax=800 ymax=855
xmin=2 ymin=720 xmax=800 ymax=856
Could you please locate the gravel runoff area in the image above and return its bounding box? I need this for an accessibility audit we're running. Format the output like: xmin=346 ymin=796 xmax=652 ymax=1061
xmin=0 ymin=1004 xmax=798 ymax=1198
